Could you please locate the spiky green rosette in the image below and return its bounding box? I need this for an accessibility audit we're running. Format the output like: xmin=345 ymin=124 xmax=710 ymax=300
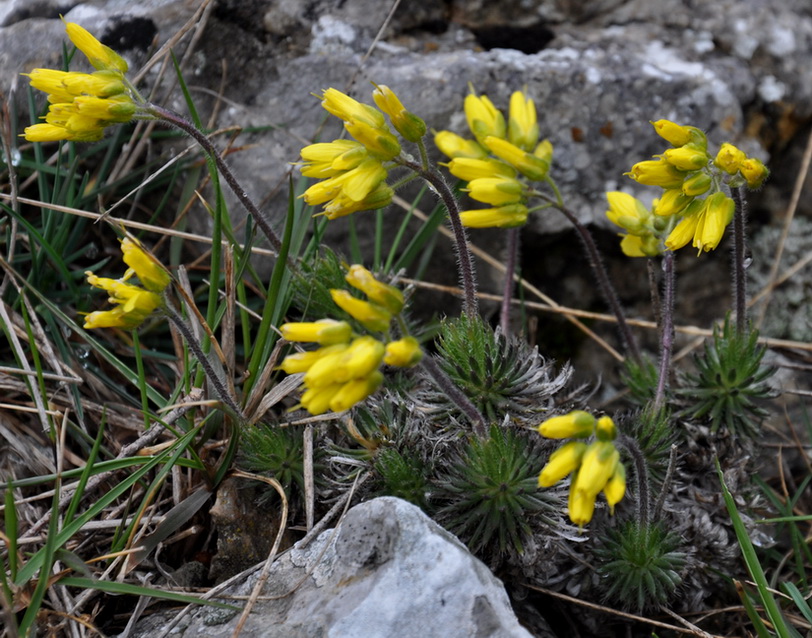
xmin=239 ymin=424 xmax=319 ymax=504
xmin=418 ymin=314 xmax=571 ymax=425
xmin=595 ymin=519 xmax=686 ymax=611
xmin=433 ymin=424 xmax=565 ymax=557
xmin=617 ymin=409 xmax=675 ymax=486
xmin=620 ymin=355 xmax=659 ymax=407
xmin=677 ymin=316 xmax=776 ymax=437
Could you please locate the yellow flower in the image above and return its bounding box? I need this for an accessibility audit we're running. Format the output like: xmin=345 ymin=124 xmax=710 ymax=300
xmin=383 ymin=337 xmax=422 ymax=367
xmin=483 ymin=136 xmax=549 ymax=181
xmin=26 ymin=69 xmax=126 ymax=102
xmin=533 ymin=139 xmax=554 ymax=165
xmin=464 ymin=93 xmax=506 ymax=145
xmin=302 ymin=158 xmax=387 ymax=205
xmin=372 ymin=84 xmax=427 ymax=142
xmin=538 ymin=410 xmax=595 ymax=439
xmin=627 ymin=160 xmax=685 ymax=188
xmin=573 ymin=441 xmax=620 ymax=498
xmin=714 ymin=142 xmax=746 ymax=175
xmin=603 ymin=463 xmax=626 ymax=514
xmin=330 ymin=371 xmax=384 ymax=412
xmin=681 ymin=171 xmax=711 ymax=197
xmin=664 ymin=213 xmax=700 ymax=252
xmin=304 ymin=336 xmax=385 ymax=387
xmin=84 ymin=274 xmax=162 ymax=329
xmin=345 ymin=265 xmax=404 ymax=314
xmin=507 ymin=90 xmax=539 ymax=151
xmin=650 ymin=119 xmax=693 ymax=147
xmin=434 ymin=130 xmax=487 ymax=160
xmin=459 ymin=204 xmax=528 ymax=229
xmin=120 ymin=238 xmax=170 ymax=292
xmin=299 ymin=140 xmax=367 ymax=178
xmin=330 ymin=290 xmax=391 ymax=332
xmin=619 ymin=233 xmax=660 ymax=258
xmin=320 ymin=88 xmax=385 ymax=129
xmin=595 ymin=416 xmax=617 ymax=441
xmin=605 ymin=192 xmax=651 ymax=235
xmin=661 ymin=145 xmax=709 ymax=171
xmin=300 ymin=383 xmax=344 ymax=415
xmin=344 ymin=119 xmax=401 ymax=160
xmin=280 ymin=319 xmax=353 ymax=345
xmin=653 ymin=188 xmax=692 ymax=217
xmin=321 ymin=183 xmax=393 ymax=220
xmin=64 ymin=20 xmax=129 ymax=73
xmin=568 ymin=472 xmax=596 ymax=528
xmin=538 ymin=441 xmax=587 ymax=487
xmin=739 ymin=157 xmax=769 ymax=189
xmin=465 ymin=176 xmax=524 ymax=206
xmin=447 ymin=157 xmax=516 ymax=182
xmin=692 ymin=192 xmax=735 ymax=252
xmin=23 ymin=123 xmax=84 ymax=142
xmin=278 ymin=344 xmax=347 ymax=374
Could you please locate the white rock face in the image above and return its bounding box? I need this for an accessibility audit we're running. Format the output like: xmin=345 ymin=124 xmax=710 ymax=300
xmin=128 ymin=497 xmax=534 ymax=638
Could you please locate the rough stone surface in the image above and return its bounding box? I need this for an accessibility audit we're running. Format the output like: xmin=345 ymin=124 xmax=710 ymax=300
xmin=127 ymin=497 xmax=537 ymax=638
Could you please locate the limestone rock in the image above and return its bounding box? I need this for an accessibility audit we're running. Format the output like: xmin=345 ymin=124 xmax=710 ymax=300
xmin=127 ymin=497 xmax=539 ymax=638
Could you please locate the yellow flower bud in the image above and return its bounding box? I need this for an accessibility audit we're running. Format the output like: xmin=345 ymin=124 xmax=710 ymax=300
xmin=459 ymin=203 xmax=529 ymax=229
xmin=538 ymin=410 xmax=595 ymax=439
xmin=120 ymin=238 xmax=170 ymax=292
xmin=484 ymin=136 xmax=549 ymax=181
xmin=344 ymin=119 xmax=401 ymax=160
xmin=447 ymin=157 xmax=516 ymax=182
xmin=664 ymin=213 xmax=700 ymax=252
xmin=627 ymin=160 xmax=685 ymax=188
xmin=384 ymin=337 xmax=422 ymax=367
xmin=321 ymin=183 xmax=393 ymax=220
xmin=533 ymin=139 xmax=554 ymax=165
xmin=330 ymin=290 xmax=392 ymax=332
xmin=278 ymin=344 xmax=347 ymax=374
xmin=603 ymin=462 xmax=626 ymax=514
xmin=595 ymin=416 xmax=617 ymax=441
xmin=619 ymin=233 xmax=661 ymax=258
xmin=605 ymin=192 xmax=651 ymax=234
xmin=739 ymin=157 xmax=769 ymax=189
xmin=693 ymin=192 xmax=734 ymax=253
xmin=345 ymin=265 xmax=404 ymax=314
xmin=653 ymin=188 xmax=692 ymax=217
xmin=568 ymin=474 xmax=596 ymax=528
xmin=661 ymin=145 xmax=710 ymax=171
xmin=280 ymin=319 xmax=352 ymax=345
xmin=434 ymin=130 xmax=488 ymax=160
xmin=507 ymin=90 xmax=539 ymax=151
xmin=714 ymin=142 xmax=746 ymax=175
xmin=651 ymin=119 xmax=692 ymax=147
xmin=299 ymin=140 xmax=367 ymax=178
xmin=464 ymin=93 xmax=506 ymax=145
xmin=320 ymin=88 xmax=385 ymax=128
xmin=538 ymin=441 xmax=587 ymax=487
xmin=465 ymin=176 xmax=524 ymax=206
xmin=372 ymin=84 xmax=427 ymax=142
xmin=574 ymin=441 xmax=620 ymax=498
xmin=64 ymin=20 xmax=129 ymax=73
xmin=329 ymin=371 xmax=384 ymax=412
xmin=681 ymin=171 xmax=712 ymax=196
xmin=300 ymin=383 xmax=343 ymax=415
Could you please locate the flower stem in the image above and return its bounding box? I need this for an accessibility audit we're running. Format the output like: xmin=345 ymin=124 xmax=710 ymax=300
xmin=653 ymin=250 xmax=675 ymax=412
xmin=537 ymin=185 xmax=641 ymax=362
xmin=620 ymin=434 xmax=650 ymax=526
xmin=731 ymin=186 xmax=748 ymax=333
xmin=421 ymin=354 xmax=487 ymax=438
xmin=163 ymin=301 xmax=244 ymax=420
xmin=399 ymin=156 xmax=479 ymax=316
xmin=146 ymin=103 xmax=282 ymax=253
xmin=500 ymin=227 xmax=520 ymax=335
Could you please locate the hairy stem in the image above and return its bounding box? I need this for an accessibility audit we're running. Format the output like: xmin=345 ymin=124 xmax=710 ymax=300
xmin=731 ymin=186 xmax=748 ymax=333
xmin=147 ymin=103 xmax=282 ymax=253
xmin=421 ymin=354 xmax=487 ymax=438
xmin=163 ymin=301 xmax=244 ymax=420
xmin=399 ymin=156 xmax=479 ymax=316
xmin=653 ymin=251 xmax=675 ymax=412
xmin=500 ymin=227 xmax=520 ymax=336
xmin=537 ymin=189 xmax=641 ymax=362
xmin=620 ymin=434 xmax=650 ymax=527
xmin=653 ymin=444 xmax=678 ymax=520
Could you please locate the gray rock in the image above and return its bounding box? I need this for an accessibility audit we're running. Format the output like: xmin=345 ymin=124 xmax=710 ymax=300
xmin=127 ymin=497 xmax=536 ymax=638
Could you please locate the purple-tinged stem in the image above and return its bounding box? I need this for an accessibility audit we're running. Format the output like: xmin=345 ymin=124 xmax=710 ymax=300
xmin=730 ymin=187 xmax=748 ymax=333
xmin=500 ymin=227 xmax=520 ymax=335
xmin=653 ymin=250 xmax=675 ymax=412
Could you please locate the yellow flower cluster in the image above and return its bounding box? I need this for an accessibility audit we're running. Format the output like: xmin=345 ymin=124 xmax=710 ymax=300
xmin=23 ymin=21 xmax=141 ymax=142
xmin=609 ymin=119 xmax=769 ymax=256
xmin=278 ymin=265 xmax=422 ymax=415
xmin=300 ymin=85 xmax=425 ymax=220
xmin=537 ymin=410 xmax=626 ymax=527
xmin=434 ymin=89 xmax=553 ymax=228
xmin=84 ymin=238 xmax=170 ymax=329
